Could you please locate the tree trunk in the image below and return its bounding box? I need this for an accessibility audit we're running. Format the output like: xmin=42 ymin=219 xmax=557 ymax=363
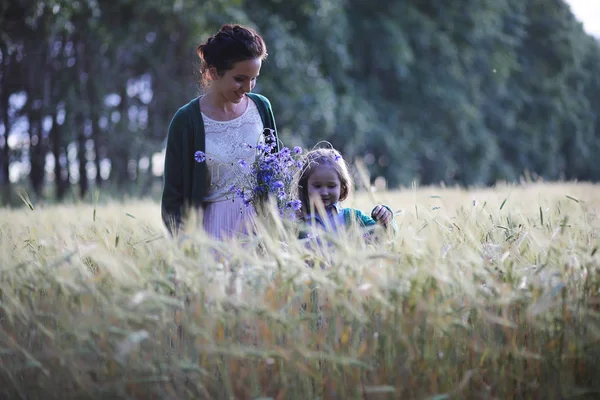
xmin=73 ymin=36 xmax=89 ymax=199
xmin=110 ymin=85 xmax=130 ymax=189
xmin=50 ymin=110 xmax=67 ymax=200
xmin=84 ymin=54 xmax=102 ymax=186
xmin=26 ymin=39 xmax=48 ymax=200
xmin=64 ymin=143 xmax=71 ymax=187
xmin=76 ymin=111 xmax=88 ymax=199
xmin=28 ymin=101 xmax=45 ymax=199
xmin=91 ymin=108 xmax=102 ymax=187
xmin=0 ymin=56 xmax=11 ymax=201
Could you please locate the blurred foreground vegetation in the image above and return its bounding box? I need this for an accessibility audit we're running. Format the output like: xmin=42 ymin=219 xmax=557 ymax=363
xmin=0 ymin=183 xmax=599 ymax=398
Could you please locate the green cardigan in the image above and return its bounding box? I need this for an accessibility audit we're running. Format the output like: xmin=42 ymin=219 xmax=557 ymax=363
xmin=160 ymin=93 xmax=278 ymax=236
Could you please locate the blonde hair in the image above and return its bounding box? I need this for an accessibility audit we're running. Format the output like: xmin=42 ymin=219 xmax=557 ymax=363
xmin=296 ymin=146 xmax=352 ymax=216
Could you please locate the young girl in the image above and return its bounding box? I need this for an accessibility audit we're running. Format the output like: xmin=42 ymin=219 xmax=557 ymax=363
xmin=295 ymin=147 xmax=397 ymax=237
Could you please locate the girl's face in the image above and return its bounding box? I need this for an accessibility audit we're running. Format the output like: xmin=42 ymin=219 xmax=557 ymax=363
xmin=306 ymin=165 xmax=342 ymax=209
xmin=210 ymin=58 xmax=262 ymax=103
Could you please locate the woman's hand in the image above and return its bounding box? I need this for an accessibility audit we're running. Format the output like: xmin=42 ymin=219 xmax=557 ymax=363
xmin=372 ymin=204 xmax=393 ymax=226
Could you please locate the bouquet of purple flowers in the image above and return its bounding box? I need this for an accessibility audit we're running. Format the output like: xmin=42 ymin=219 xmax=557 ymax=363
xmin=192 ymin=130 xmax=304 ymax=220
xmin=232 ymin=130 xmax=304 ymax=219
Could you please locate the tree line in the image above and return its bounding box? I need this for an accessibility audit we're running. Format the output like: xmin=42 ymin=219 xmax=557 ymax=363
xmin=1 ymin=0 xmax=599 ymax=206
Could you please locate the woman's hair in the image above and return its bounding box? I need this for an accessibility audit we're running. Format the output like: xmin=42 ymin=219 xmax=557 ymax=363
xmin=296 ymin=147 xmax=353 ymax=216
xmin=197 ymin=24 xmax=267 ymax=87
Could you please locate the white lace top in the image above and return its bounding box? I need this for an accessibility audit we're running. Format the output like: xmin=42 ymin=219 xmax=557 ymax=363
xmin=202 ymin=98 xmax=264 ymax=203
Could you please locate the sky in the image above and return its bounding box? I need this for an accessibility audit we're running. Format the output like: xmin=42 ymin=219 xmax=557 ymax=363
xmin=566 ymin=0 xmax=600 ymax=37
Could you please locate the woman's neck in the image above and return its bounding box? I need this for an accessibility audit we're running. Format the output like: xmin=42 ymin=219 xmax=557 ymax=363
xmin=201 ymin=91 xmax=241 ymax=113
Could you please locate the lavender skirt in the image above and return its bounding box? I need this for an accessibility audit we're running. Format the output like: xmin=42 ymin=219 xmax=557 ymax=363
xmin=202 ymin=197 xmax=258 ymax=240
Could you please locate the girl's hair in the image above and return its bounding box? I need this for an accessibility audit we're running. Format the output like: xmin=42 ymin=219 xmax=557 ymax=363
xmin=296 ymin=147 xmax=353 ymax=216
xmin=197 ymin=24 xmax=267 ymax=87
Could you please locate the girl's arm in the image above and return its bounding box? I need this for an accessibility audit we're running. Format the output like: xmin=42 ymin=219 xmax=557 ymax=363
xmin=344 ymin=206 xmax=398 ymax=234
xmin=370 ymin=204 xmax=398 ymax=234
xmin=371 ymin=204 xmax=393 ymax=226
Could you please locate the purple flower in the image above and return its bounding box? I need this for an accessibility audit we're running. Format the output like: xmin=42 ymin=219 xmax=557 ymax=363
xmin=256 ymin=143 xmax=267 ymax=152
xmin=287 ymin=199 xmax=302 ymax=211
xmin=194 ymin=150 xmax=206 ymax=163
xmin=227 ymin=140 xmax=305 ymax=216
xmin=334 ymin=154 xmax=342 ymax=161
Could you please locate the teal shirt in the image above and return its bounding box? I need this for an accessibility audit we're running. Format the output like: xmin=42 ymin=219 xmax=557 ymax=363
xmin=160 ymin=93 xmax=278 ymax=236
xmin=299 ymin=203 xmax=398 ymax=238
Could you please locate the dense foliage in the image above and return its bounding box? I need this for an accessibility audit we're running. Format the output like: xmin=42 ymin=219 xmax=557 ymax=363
xmin=1 ymin=0 xmax=599 ymax=205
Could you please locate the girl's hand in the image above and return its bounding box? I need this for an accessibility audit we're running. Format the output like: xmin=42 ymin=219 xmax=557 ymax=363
xmin=372 ymin=204 xmax=393 ymax=226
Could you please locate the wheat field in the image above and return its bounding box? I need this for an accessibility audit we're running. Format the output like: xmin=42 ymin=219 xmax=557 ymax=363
xmin=1 ymin=182 xmax=599 ymax=399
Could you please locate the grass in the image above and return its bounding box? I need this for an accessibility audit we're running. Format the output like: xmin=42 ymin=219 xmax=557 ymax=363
xmin=0 ymin=181 xmax=599 ymax=399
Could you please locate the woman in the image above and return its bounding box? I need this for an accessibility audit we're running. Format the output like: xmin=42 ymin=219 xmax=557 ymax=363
xmin=161 ymin=24 xmax=278 ymax=238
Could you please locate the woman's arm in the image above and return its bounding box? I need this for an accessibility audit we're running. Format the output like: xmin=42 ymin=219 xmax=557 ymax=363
xmin=161 ymin=109 xmax=188 ymax=236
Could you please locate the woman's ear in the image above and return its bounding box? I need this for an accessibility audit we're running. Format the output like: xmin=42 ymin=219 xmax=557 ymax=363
xmin=208 ymin=66 xmax=219 ymax=80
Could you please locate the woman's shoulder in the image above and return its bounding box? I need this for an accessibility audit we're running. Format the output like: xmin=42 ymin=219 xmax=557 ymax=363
xmin=165 ymin=97 xmax=203 ymax=144
xmin=247 ymin=93 xmax=272 ymax=109
xmin=169 ymin=97 xmax=201 ymax=127
xmin=247 ymin=92 xmax=271 ymax=102
xmin=173 ymin=97 xmax=201 ymax=118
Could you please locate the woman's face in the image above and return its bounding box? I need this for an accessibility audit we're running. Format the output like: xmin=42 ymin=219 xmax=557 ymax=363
xmin=210 ymin=58 xmax=262 ymax=103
